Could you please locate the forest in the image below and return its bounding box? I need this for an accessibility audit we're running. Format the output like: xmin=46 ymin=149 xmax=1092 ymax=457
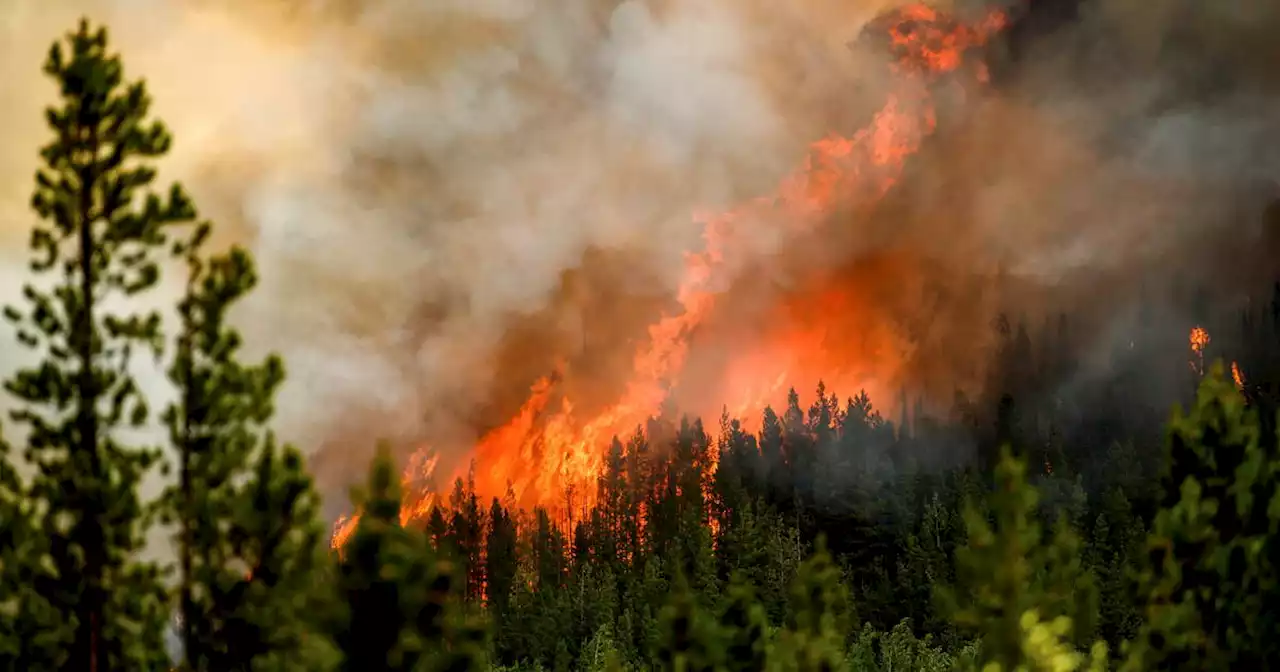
xmin=5 ymin=15 xmax=1280 ymax=672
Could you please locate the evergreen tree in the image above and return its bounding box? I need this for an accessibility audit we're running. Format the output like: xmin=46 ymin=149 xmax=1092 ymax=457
xmin=162 ymin=160 xmax=330 ymax=669
xmin=216 ymin=440 xmax=334 ymax=670
xmin=485 ymin=497 xmax=518 ymax=621
xmin=655 ymin=574 xmax=721 ymax=671
xmin=426 ymin=507 xmax=449 ymax=549
xmin=938 ymin=448 xmax=1100 ymax=670
xmin=335 ymin=446 xmax=429 ymax=671
xmin=597 ymin=437 xmax=628 ymax=568
xmin=772 ymin=539 xmax=852 ymax=672
xmin=334 ymin=447 xmax=485 ymax=672
xmin=447 ymin=472 xmax=484 ymax=600
xmin=4 ymin=19 xmax=190 ymax=669
xmin=1123 ymin=363 xmax=1280 ymax=670
xmin=760 ymin=407 xmax=786 ymax=503
xmin=719 ymin=576 xmax=769 ymax=672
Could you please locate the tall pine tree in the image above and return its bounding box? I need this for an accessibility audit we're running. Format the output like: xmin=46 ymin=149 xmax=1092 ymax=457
xmin=1123 ymin=363 xmax=1280 ymax=670
xmin=773 ymin=538 xmax=853 ymax=672
xmin=163 ymin=196 xmax=330 ymax=669
xmin=938 ymin=447 xmax=1101 ymax=670
xmin=3 ymin=19 xmax=189 ymax=669
xmin=335 ymin=446 xmax=486 ymax=672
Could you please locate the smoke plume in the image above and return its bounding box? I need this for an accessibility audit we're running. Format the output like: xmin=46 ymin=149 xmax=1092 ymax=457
xmin=2 ymin=0 xmax=1279 ymax=517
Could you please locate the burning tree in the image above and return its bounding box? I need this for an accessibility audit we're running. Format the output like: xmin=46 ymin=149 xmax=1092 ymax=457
xmin=331 ymin=1 xmax=1015 ymax=549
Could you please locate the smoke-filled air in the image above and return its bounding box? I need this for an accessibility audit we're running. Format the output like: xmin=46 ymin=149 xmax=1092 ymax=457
xmin=3 ymin=0 xmax=1280 ymax=531
xmin=11 ymin=0 xmax=1280 ymax=669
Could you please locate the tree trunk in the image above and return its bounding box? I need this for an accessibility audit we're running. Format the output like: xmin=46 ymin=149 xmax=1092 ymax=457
xmin=75 ymin=119 xmax=106 ymax=672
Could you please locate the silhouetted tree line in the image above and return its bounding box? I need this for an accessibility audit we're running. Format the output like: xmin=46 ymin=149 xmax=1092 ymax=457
xmin=6 ymin=18 xmax=1280 ymax=672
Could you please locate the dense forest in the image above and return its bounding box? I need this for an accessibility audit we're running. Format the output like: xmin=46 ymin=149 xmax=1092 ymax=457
xmin=6 ymin=17 xmax=1280 ymax=672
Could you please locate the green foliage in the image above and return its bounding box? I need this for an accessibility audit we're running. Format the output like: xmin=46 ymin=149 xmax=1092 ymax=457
xmin=773 ymin=539 xmax=853 ymax=672
xmin=162 ymin=185 xmax=330 ymax=669
xmin=845 ymin=619 xmax=974 ymax=672
xmin=719 ymin=577 xmax=769 ymax=672
xmin=335 ymin=446 xmax=487 ymax=672
xmin=978 ymin=610 xmax=1108 ymax=672
xmin=1123 ymin=362 xmax=1280 ymax=670
xmin=715 ymin=497 xmax=803 ymax=623
xmin=184 ymin=440 xmax=333 ymax=671
xmin=577 ymin=624 xmax=628 ymax=672
xmin=3 ymin=18 xmax=192 ymax=669
xmin=654 ymin=575 xmax=721 ymax=671
xmin=940 ymin=448 xmax=1100 ymax=670
xmin=0 ymin=447 xmax=64 ymax=669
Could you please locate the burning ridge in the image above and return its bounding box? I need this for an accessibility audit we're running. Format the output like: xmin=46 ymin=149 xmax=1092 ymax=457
xmin=332 ymin=2 xmax=1011 ymax=549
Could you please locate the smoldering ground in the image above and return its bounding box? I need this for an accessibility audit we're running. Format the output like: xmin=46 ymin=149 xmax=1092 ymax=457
xmin=0 ymin=0 xmax=1278 ymax=522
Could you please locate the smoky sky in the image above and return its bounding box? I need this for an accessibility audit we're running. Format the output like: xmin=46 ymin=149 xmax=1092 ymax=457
xmin=0 ymin=0 xmax=1278 ymax=512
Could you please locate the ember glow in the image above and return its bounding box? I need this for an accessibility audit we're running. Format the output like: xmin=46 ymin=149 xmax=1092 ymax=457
xmin=332 ymin=3 xmax=1009 ymax=548
xmin=1189 ymin=325 xmax=1210 ymax=375
xmin=1187 ymin=326 xmax=1246 ymax=392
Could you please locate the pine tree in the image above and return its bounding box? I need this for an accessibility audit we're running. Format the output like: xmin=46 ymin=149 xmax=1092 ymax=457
xmin=1123 ymin=363 xmax=1280 ymax=670
xmin=759 ymin=407 xmax=785 ymax=503
xmin=485 ymin=496 xmax=520 ymax=664
xmin=655 ymin=574 xmax=721 ymax=671
xmin=485 ymin=497 xmax=518 ymax=619
xmin=597 ymin=437 xmax=628 ymax=568
xmin=447 ymin=472 xmax=484 ymax=601
xmin=218 ymin=440 xmax=335 ymax=670
xmin=938 ymin=447 xmax=1100 ymax=670
xmin=335 ymin=447 xmax=486 ymax=672
xmin=719 ymin=575 xmax=769 ymax=672
xmin=335 ymin=446 xmax=426 ymax=672
xmin=163 ymin=221 xmax=330 ymax=670
xmin=4 ymin=19 xmax=190 ymax=669
xmin=772 ymin=538 xmax=852 ymax=672
xmin=782 ymin=390 xmax=809 ymax=503
xmin=667 ymin=418 xmax=717 ymax=595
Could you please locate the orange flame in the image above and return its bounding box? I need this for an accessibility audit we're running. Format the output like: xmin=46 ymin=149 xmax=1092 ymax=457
xmin=1189 ymin=326 xmax=1210 ymax=354
xmin=332 ymin=4 xmax=1010 ymax=547
xmin=1187 ymin=326 xmax=1246 ymax=391
xmin=1189 ymin=326 xmax=1210 ymax=375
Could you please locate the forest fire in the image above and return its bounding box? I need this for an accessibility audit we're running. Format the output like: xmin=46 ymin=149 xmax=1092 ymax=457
xmin=1189 ymin=326 xmax=1246 ymax=391
xmin=331 ymin=3 xmax=1009 ymax=549
xmin=1189 ymin=325 xmax=1210 ymax=375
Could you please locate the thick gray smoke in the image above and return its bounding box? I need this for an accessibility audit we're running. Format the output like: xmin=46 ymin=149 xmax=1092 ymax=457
xmin=0 ymin=0 xmax=913 ymax=498
xmin=1 ymin=0 xmax=1278 ymax=519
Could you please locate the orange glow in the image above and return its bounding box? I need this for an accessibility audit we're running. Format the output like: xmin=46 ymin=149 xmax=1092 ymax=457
xmin=332 ymin=4 xmax=1009 ymax=547
xmin=1189 ymin=326 xmax=1210 ymax=375
xmin=1189 ymin=326 xmax=1210 ymax=354
xmin=1187 ymin=326 xmax=1245 ymax=391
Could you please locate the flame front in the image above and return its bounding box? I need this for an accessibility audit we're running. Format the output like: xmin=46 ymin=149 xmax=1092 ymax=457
xmin=332 ymin=4 xmax=1009 ymax=546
